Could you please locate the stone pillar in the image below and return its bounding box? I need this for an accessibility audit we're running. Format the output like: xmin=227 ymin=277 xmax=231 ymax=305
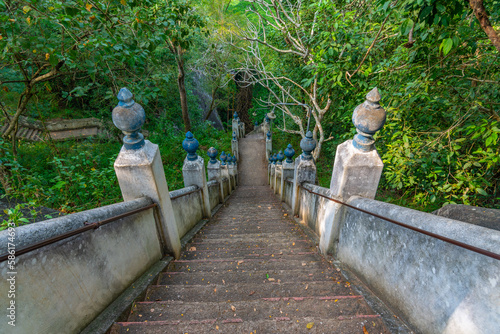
xmin=182 ymin=132 xmax=211 ymax=218
xmin=232 ymin=112 xmax=239 ymax=138
xmin=281 ymin=144 xmax=295 ymax=201
xmin=321 ymin=88 xmax=386 ymax=256
xmin=270 ymin=153 xmax=277 ymax=190
xmin=207 ymin=147 xmax=224 ymax=204
xmin=274 ymin=151 xmax=284 ymax=195
xmin=232 ymin=132 xmax=239 ymax=160
xmin=291 ymin=131 xmax=317 ymax=216
xmin=239 ymin=121 xmax=245 ymax=138
xmin=263 ymin=115 xmax=270 ymax=136
xmin=227 ymin=153 xmax=235 ymax=190
xmin=265 ymin=130 xmax=272 ymax=161
xmin=112 ymin=88 xmax=181 ymax=259
xmin=232 ymin=155 xmax=238 ymax=186
xmin=267 ymin=157 xmax=272 ymax=185
xmin=220 ymin=151 xmax=231 ymax=196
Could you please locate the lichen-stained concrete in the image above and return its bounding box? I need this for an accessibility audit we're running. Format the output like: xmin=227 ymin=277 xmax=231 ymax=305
xmin=0 ymin=199 xmax=162 ymax=334
xmin=110 ymin=132 xmax=395 ymax=334
xmin=338 ymin=197 xmax=500 ymax=334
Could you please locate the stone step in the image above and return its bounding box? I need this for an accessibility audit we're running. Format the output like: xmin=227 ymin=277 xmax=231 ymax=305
xmin=111 ymin=316 xmax=389 ymax=334
xmin=166 ymin=258 xmax=328 ymax=273
xmin=199 ymin=225 xmax=301 ymax=235
xmin=180 ymin=248 xmax=320 ymax=260
xmin=196 ymin=229 xmax=301 ymax=238
xmin=157 ymin=268 xmax=337 ymax=285
xmin=145 ymin=281 xmax=356 ymax=303
xmin=127 ymin=297 xmax=376 ymax=323
xmin=185 ymin=239 xmax=312 ymax=251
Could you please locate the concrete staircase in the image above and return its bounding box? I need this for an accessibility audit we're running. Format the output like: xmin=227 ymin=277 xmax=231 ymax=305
xmin=109 ymin=133 xmax=391 ymax=333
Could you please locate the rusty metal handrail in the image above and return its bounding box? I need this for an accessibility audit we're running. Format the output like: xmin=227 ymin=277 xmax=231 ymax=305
xmin=299 ymin=185 xmax=500 ymax=261
xmin=0 ymin=203 xmax=157 ymax=262
xmin=170 ymin=187 xmax=201 ymax=200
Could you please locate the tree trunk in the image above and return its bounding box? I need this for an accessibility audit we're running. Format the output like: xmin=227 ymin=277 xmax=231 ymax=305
xmin=469 ymin=0 xmax=500 ymax=52
xmin=176 ymin=50 xmax=191 ymax=132
xmin=234 ymin=71 xmax=254 ymax=133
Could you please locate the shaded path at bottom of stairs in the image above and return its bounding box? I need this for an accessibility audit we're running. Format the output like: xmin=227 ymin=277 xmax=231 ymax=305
xmin=110 ymin=185 xmax=391 ymax=334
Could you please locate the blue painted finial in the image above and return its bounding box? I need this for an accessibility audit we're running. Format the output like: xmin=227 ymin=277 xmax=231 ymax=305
xmin=266 ymin=130 xmax=271 ymax=140
xmin=182 ymin=131 xmax=199 ymax=161
xmin=233 ymin=111 xmax=239 ymax=119
xmin=277 ymin=151 xmax=284 ymax=165
xmin=265 ymin=115 xmax=270 ymax=123
xmin=207 ymin=147 xmax=218 ymax=164
xmin=272 ymin=153 xmax=277 ymax=165
xmin=300 ymin=131 xmax=316 ymax=160
xmin=284 ymin=144 xmax=295 ymax=163
xmin=112 ymin=87 xmax=146 ymax=150
xmin=227 ymin=153 xmax=233 ymax=165
xmin=220 ymin=151 xmax=227 ymax=165
xmin=352 ymin=87 xmax=386 ymax=152
xmin=232 ymin=155 xmax=237 ymax=164
xmin=254 ymin=121 xmax=259 ymax=127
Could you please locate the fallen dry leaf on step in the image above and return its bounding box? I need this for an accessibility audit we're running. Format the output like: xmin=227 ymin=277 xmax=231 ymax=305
xmin=268 ymin=278 xmax=275 ymax=282
xmin=237 ymin=260 xmax=244 ymax=265
xmin=306 ymin=322 xmax=314 ymax=329
xmin=249 ymin=291 xmax=255 ymax=296
xmin=362 ymin=326 xmax=369 ymax=334
xmin=189 ymin=247 xmax=196 ymax=251
xmin=231 ymin=305 xmax=236 ymax=312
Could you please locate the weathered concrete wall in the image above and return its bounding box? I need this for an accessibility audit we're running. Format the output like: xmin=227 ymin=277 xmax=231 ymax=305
xmin=208 ymin=180 xmax=220 ymax=211
xmin=338 ymin=197 xmax=500 ymax=334
xmin=283 ymin=179 xmax=293 ymax=207
xmin=297 ymin=183 xmax=340 ymax=239
xmin=222 ymin=178 xmax=230 ymax=200
xmin=275 ymin=173 xmax=282 ymax=195
xmin=0 ymin=197 xmax=162 ymax=334
xmin=170 ymin=186 xmax=203 ymax=239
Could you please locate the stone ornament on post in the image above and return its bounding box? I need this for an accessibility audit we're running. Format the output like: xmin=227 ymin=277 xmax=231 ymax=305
xmin=112 ymin=88 xmax=146 ymax=150
xmin=291 ymin=131 xmax=317 ymax=215
xmin=331 ymin=87 xmax=386 ymax=199
xmin=281 ymin=144 xmax=295 ymax=201
xmin=322 ymin=87 xmax=386 ymax=256
xmin=207 ymin=147 xmax=224 ymax=204
xmin=182 ymin=131 xmax=212 ymax=218
xmin=113 ymin=88 xmax=181 ymax=258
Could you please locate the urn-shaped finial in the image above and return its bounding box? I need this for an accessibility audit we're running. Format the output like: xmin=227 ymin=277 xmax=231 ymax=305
xmin=266 ymin=130 xmax=271 ymax=140
xmin=272 ymin=153 xmax=277 ymax=165
xmin=284 ymin=144 xmax=295 ymax=163
xmin=207 ymin=147 xmax=218 ymax=164
xmin=352 ymin=87 xmax=386 ymax=152
xmin=300 ymin=131 xmax=316 ymax=160
xmin=227 ymin=153 xmax=233 ymax=165
xmin=182 ymin=131 xmax=199 ymax=161
xmin=254 ymin=121 xmax=259 ymax=127
xmin=277 ymin=151 xmax=284 ymax=165
xmin=232 ymin=155 xmax=237 ymax=164
xmin=265 ymin=115 xmax=270 ymax=123
xmin=233 ymin=111 xmax=239 ymax=120
xmin=220 ymin=151 xmax=227 ymax=165
xmin=112 ymin=88 xmax=146 ymax=150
